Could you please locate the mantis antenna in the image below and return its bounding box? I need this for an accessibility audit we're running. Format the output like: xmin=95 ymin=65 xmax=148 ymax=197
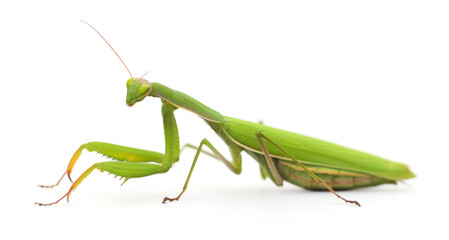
xmin=137 ymin=71 xmax=151 ymax=82
xmin=81 ymin=20 xmax=134 ymax=79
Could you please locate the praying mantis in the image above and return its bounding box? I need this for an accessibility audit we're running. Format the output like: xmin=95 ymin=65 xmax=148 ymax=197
xmin=36 ymin=22 xmax=415 ymax=207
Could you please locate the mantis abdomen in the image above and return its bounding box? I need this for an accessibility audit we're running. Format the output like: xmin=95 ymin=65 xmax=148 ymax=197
xmin=276 ymin=161 xmax=395 ymax=190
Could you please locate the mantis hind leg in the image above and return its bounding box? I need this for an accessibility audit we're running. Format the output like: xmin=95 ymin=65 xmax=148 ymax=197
xmin=255 ymin=131 xmax=361 ymax=207
xmin=35 ymin=161 xmax=168 ymax=206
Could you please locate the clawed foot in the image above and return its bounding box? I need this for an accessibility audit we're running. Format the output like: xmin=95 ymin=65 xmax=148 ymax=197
xmin=162 ymin=188 xmax=186 ymax=204
xmin=162 ymin=196 xmax=179 ymax=204
xmin=35 ymin=192 xmax=69 ymax=207
xmin=37 ymin=172 xmax=69 ymax=189
xmin=347 ymin=200 xmax=361 ymax=207
xmin=37 ymin=184 xmax=57 ymax=188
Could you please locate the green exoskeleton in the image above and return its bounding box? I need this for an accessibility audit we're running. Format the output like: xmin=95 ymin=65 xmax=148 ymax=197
xmin=36 ymin=22 xmax=415 ymax=207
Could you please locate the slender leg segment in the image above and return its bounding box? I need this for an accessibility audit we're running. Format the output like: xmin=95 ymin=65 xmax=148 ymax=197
xmin=162 ymin=139 xmax=242 ymax=203
xmin=256 ymin=134 xmax=284 ymax=186
xmin=181 ymin=143 xmax=242 ymax=174
xmin=255 ymin=131 xmax=361 ymax=207
xmin=182 ymin=144 xmax=217 ymax=161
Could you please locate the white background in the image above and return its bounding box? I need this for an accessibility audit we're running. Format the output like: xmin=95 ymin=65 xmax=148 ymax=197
xmin=1 ymin=1 xmax=448 ymax=239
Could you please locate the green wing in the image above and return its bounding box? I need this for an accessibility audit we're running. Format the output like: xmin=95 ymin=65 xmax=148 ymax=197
xmin=222 ymin=117 xmax=415 ymax=180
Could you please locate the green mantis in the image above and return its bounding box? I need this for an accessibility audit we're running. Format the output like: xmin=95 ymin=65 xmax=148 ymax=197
xmin=36 ymin=22 xmax=415 ymax=207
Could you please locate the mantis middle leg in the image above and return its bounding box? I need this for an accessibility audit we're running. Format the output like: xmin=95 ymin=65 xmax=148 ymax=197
xmin=162 ymin=139 xmax=243 ymax=203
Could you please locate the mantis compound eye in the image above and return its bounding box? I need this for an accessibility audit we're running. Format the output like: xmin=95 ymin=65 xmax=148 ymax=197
xmin=138 ymin=84 xmax=150 ymax=95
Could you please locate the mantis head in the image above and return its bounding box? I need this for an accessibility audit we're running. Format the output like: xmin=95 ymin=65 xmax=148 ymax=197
xmin=126 ymin=77 xmax=152 ymax=107
xmin=80 ymin=21 xmax=153 ymax=107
